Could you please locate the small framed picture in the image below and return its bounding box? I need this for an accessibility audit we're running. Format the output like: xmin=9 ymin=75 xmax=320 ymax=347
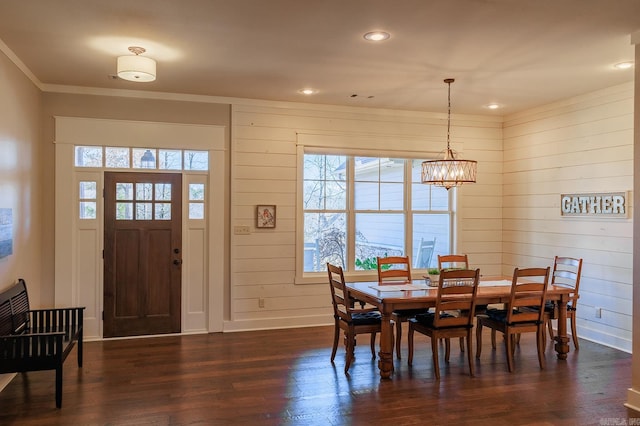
xmin=257 ymin=205 xmax=276 ymax=228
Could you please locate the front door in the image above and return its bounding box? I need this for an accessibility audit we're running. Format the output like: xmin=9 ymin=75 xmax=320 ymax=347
xmin=103 ymin=172 xmax=182 ymax=337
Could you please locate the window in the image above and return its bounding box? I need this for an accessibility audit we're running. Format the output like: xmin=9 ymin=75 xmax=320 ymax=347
xmin=188 ymin=183 xmax=205 ymax=219
xmin=74 ymin=146 xmax=209 ymax=171
xmin=79 ymin=181 xmax=97 ymax=219
xmin=302 ymin=153 xmax=452 ymax=274
xmin=114 ymin=182 xmax=173 ymax=221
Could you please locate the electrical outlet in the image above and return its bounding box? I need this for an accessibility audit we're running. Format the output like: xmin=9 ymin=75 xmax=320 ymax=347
xmin=258 ymin=298 xmax=265 ymax=308
xmin=234 ymin=225 xmax=251 ymax=235
xmin=595 ymin=307 xmax=602 ymax=318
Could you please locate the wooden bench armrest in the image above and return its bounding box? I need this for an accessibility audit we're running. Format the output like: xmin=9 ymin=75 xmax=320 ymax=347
xmin=0 ymin=332 xmax=64 ymax=359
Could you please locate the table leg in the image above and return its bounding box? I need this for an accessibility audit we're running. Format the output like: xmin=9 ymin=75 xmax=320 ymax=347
xmin=377 ymin=311 xmax=394 ymax=379
xmin=554 ymin=298 xmax=570 ymax=360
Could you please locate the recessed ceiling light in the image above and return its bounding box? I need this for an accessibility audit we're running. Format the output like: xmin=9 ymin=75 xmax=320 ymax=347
xmin=297 ymin=88 xmax=317 ymax=95
xmin=484 ymin=103 xmax=501 ymax=110
xmin=363 ymin=31 xmax=390 ymax=42
xmin=614 ymin=61 xmax=634 ymax=70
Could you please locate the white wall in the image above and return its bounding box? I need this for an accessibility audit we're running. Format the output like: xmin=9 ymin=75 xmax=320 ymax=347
xmin=503 ymin=82 xmax=634 ymax=352
xmin=227 ymin=101 xmax=503 ymax=331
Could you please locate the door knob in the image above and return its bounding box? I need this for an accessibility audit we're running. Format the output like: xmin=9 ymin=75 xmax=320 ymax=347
xmin=173 ymin=259 xmax=182 ymax=266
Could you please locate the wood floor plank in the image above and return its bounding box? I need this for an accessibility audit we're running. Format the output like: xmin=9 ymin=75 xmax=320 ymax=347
xmin=0 ymin=325 xmax=635 ymax=425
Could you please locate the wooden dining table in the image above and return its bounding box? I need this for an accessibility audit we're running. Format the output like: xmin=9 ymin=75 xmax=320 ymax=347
xmin=346 ymin=278 xmax=575 ymax=379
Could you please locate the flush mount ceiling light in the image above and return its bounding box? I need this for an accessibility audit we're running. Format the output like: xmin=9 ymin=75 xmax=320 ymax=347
xmin=421 ymin=78 xmax=477 ymax=190
xmin=297 ymin=88 xmax=318 ymax=95
xmin=117 ymin=46 xmax=156 ymax=82
xmin=363 ymin=31 xmax=390 ymax=42
xmin=484 ymin=103 xmax=501 ymax=110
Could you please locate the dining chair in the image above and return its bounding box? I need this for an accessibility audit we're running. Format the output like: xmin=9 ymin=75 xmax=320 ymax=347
xmin=437 ymin=254 xmax=471 ymax=351
xmin=377 ymin=256 xmax=425 ymax=359
xmin=476 ymin=267 xmax=550 ymax=372
xmin=407 ymin=268 xmax=480 ymax=379
xmin=437 ymin=254 xmax=469 ymax=271
xmin=543 ymin=256 xmax=583 ymax=349
xmin=327 ymin=263 xmax=388 ymax=374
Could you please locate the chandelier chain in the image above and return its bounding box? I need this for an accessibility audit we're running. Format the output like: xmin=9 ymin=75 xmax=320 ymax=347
xmin=447 ymin=80 xmax=451 ymax=151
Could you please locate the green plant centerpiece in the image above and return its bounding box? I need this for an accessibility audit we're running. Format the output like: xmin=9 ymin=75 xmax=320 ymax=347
xmin=427 ymin=268 xmax=440 ymax=286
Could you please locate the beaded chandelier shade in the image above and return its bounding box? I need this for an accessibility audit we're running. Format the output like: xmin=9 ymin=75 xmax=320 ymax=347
xmin=421 ymin=78 xmax=477 ymax=190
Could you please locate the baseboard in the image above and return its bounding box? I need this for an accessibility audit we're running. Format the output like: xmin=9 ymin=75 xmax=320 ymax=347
xmin=0 ymin=373 xmax=16 ymax=393
xmin=625 ymin=387 xmax=640 ymax=414
xmin=223 ymin=316 xmax=332 ymax=333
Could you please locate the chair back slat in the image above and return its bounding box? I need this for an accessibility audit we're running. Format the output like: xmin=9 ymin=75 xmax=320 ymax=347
xmin=328 ymin=262 xmax=374 ymax=323
xmin=506 ymin=267 xmax=550 ymax=324
xmin=551 ymin=256 xmax=583 ymax=307
xmin=433 ymin=268 xmax=480 ymax=328
xmin=377 ymin=256 xmax=412 ymax=283
xmin=437 ymin=254 xmax=469 ymax=271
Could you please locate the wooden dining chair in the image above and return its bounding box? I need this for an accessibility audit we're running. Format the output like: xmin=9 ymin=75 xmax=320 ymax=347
xmin=377 ymin=256 xmax=425 ymax=359
xmin=476 ymin=267 xmax=550 ymax=372
xmin=437 ymin=254 xmax=469 ymax=271
xmin=543 ymin=256 xmax=583 ymax=349
xmin=327 ymin=263 xmax=387 ymax=374
xmin=438 ymin=254 xmax=471 ymax=351
xmin=407 ymin=268 xmax=480 ymax=379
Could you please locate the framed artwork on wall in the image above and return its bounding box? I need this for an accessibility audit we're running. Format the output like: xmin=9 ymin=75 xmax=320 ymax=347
xmin=257 ymin=205 xmax=276 ymax=228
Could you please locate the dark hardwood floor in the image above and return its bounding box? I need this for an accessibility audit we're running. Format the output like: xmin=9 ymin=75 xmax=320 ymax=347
xmin=0 ymin=325 xmax=634 ymax=425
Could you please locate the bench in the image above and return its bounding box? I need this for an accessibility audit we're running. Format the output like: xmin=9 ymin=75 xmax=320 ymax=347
xmin=0 ymin=279 xmax=84 ymax=408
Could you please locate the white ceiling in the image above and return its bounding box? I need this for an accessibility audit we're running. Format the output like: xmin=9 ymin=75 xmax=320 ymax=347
xmin=0 ymin=0 xmax=639 ymax=115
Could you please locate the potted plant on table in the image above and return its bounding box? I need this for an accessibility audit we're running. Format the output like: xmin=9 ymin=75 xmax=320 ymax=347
xmin=427 ymin=268 xmax=440 ymax=286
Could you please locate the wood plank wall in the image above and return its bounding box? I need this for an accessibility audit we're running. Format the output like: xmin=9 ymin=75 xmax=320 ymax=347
xmin=228 ymin=101 xmax=503 ymax=332
xmin=502 ymin=82 xmax=634 ymax=352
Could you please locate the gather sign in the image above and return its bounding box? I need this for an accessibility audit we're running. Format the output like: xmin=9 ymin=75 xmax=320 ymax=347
xmin=560 ymin=192 xmax=627 ymax=217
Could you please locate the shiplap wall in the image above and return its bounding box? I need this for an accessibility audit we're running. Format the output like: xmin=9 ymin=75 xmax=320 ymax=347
xmin=503 ymin=82 xmax=634 ymax=352
xmin=227 ymin=101 xmax=503 ymax=331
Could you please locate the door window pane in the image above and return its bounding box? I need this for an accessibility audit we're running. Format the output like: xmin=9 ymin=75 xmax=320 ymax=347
xmin=155 ymin=203 xmax=171 ymax=220
xmin=136 ymin=203 xmax=152 ymax=220
xmin=116 ymin=202 xmax=133 ymax=220
xmin=189 ymin=203 xmax=204 ymax=219
xmin=158 ymin=150 xmax=182 ymax=170
xmin=105 ymin=147 xmax=130 ymax=168
xmin=75 ymin=146 xmax=102 ymax=167
xmin=133 ymin=149 xmax=157 ymax=169
xmin=79 ymin=181 xmax=97 ymax=199
xmin=79 ymin=181 xmax=97 ymax=220
xmin=184 ymin=151 xmax=209 ymax=171
xmin=136 ymin=183 xmax=153 ymax=200
xmin=116 ymin=183 xmax=133 ymax=200
xmin=155 ymin=183 xmax=172 ymax=201
xmin=189 ymin=184 xmax=205 ymax=200
xmin=80 ymin=202 xmax=97 ymax=219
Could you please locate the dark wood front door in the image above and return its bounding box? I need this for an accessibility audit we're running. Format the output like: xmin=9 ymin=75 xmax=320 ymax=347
xmin=103 ymin=172 xmax=182 ymax=338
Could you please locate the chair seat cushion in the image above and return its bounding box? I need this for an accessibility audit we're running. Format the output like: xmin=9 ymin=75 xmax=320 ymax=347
xmin=393 ymin=308 xmax=430 ymax=319
xmin=351 ymin=311 xmax=382 ymax=325
xmin=411 ymin=311 xmax=460 ymax=329
xmin=485 ymin=308 xmax=510 ymax=322
xmin=486 ymin=308 xmax=543 ymax=325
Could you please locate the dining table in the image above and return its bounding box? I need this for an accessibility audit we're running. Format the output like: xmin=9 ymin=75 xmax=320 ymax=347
xmin=346 ymin=277 xmax=575 ymax=379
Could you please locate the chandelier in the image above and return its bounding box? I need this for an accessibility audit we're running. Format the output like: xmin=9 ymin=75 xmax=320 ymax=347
xmin=421 ymin=78 xmax=477 ymax=190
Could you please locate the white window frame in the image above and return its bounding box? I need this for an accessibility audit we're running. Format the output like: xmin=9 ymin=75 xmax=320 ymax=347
xmin=295 ymin=145 xmax=456 ymax=285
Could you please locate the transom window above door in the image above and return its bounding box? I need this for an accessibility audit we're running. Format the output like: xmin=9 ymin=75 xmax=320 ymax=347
xmin=74 ymin=146 xmax=209 ymax=171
